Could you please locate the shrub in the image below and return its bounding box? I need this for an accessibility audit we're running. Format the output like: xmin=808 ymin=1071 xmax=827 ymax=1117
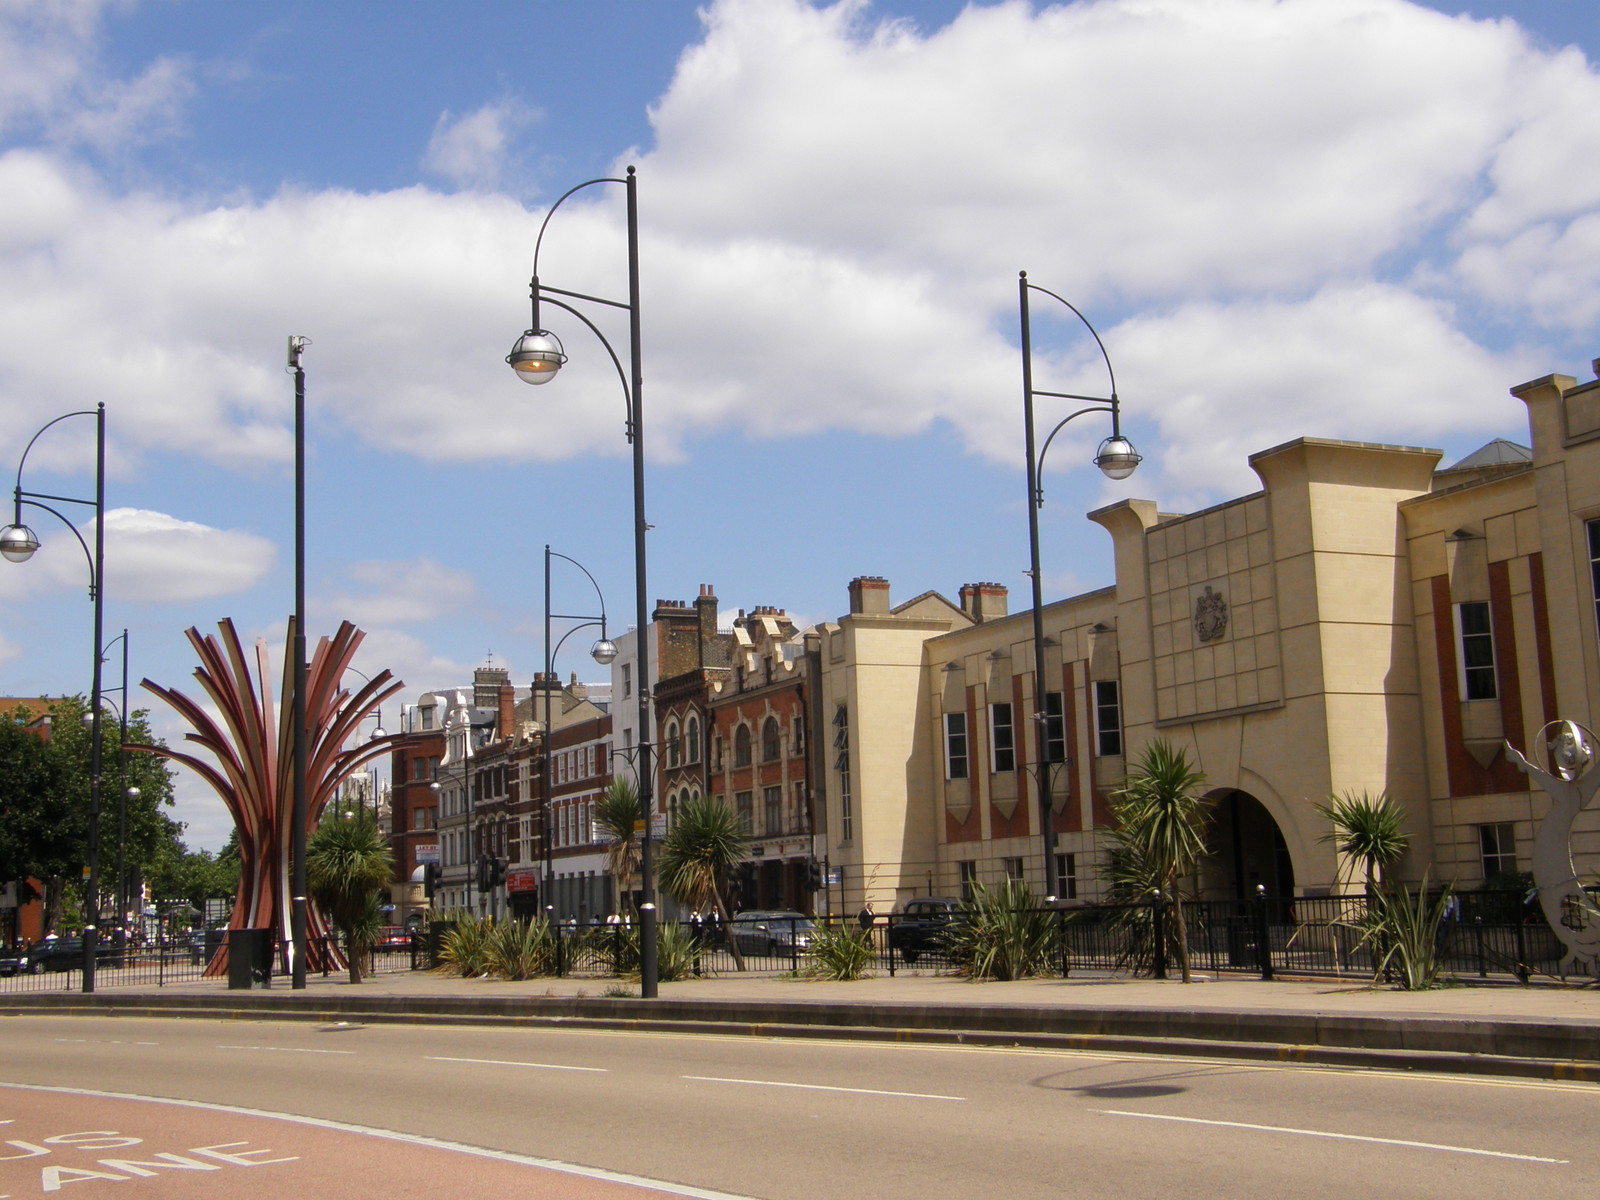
xmin=1366 ymin=871 xmax=1456 ymax=990
xmin=484 ymin=915 xmax=557 ymax=980
xmin=806 ymin=920 xmax=875 ymax=981
xmin=438 ymin=913 xmax=493 ymax=978
xmin=656 ymin=921 xmax=697 ymax=982
xmin=945 ymin=880 xmax=1058 ymax=981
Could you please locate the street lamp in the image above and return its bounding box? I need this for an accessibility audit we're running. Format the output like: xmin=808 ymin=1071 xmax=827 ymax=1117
xmin=342 ymin=666 xmax=391 ymax=823
xmin=1 ymin=404 xmax=107 ymax=992
xmin=1018 ymin=272 xmax=1141 ymax=897
xmin=430 ymin=707 xmax=477 ymax=914
xmin=542 ymin=545 xmax=617 ymax=918
xmin=288 ymin=335 xmax=311 ymax=990
xmin=508 ymin=165 xmax=660 ymax=997
xmin=85 ymin=668 xmax=141 ymax=952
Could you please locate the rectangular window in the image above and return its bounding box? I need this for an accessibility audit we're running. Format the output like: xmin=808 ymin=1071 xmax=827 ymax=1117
xmin=990 ymin=702 xmax=1015 ymax=773
xmin=1479 ymin=822 xmax=1517 ymax=879
xmin=958 ymin=860 xmax=978 ymax=902
xmin=736 ymin=790 xmax=753 ymax=834
xmin=1002 ymin=856 xmax=1024 ymax=882
xmin=944 ymin=711 xmax=969 ymax=779
xmin=763 ymin=785 xmax=782 ymax=835
xmin=839 ymin=772 xmax=853 ymax=842
xmin=1044 ymin=691 xmax=1066 ymax=763
xmin=1094 ymin=680 xmax=1123 ymax=757
xmin=1590 ymin=519 xmax=1600 ymax=643
xmin=1055 ymin=852 xmax=1078 ymax=900
xmin=621 ymin=664 xmax=631 ymax=699
xmin=1457 ymin=601 xmax=1497 ymax=700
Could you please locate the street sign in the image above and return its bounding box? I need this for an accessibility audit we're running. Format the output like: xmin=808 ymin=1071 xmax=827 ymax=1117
xmin=414 ymin=843 xmax=440 ymax=865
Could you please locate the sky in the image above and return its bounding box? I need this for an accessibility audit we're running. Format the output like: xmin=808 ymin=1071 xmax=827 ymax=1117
xmin=0 ymin=0 xmax=1595 ymax=851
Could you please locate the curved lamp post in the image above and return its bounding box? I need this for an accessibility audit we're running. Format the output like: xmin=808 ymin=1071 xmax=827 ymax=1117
xmin=342 ymin=666 xmax=390 ymax=822
xmin=508 ymin=166 xmax=659 ymax=997
xmin=429 ymin=718 xmax=477 ymax=915
xmin=1 ymin=405 xmax=106 ymax=992
xmin=1019 ymin=272 xmax=1141 ymax=897
xmin=542 ymin=546 xmax=618 ymax=918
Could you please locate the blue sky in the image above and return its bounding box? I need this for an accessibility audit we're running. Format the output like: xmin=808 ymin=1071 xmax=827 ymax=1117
xmin=0 ymin=0 xmax=1596 ymax=850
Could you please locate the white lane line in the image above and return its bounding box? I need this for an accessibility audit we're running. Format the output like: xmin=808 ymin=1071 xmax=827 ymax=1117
xmin=217 ymin=1045 xmax=356 ymax=1056
xmin=426 ymin=1056 xmax=606 ymax=1073
xmin=0 ymin=1082 xmax=759 ymax=1200
xmin=1096 ymin=1110 xmax=1567 ymax=1164
xmin=684 ymin=1075 xmax=964 ymax=1102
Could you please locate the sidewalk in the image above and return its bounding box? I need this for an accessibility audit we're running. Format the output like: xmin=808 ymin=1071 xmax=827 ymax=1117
xmin=6 ymin=965 xmax=1600 ymax=1080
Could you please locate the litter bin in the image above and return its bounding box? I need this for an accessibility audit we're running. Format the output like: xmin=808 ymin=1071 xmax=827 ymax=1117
xmin=227 ymin=928 xmax=273 ymax=989
xmin=1225 ymin=915 xmax=1256 ymax=968
xmin=426 ymin=921 xmax=456 ymax=969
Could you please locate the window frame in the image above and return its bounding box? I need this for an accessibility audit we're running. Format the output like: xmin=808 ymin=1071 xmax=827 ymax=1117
xmin=1455 ymin=600 xmax=1498 ymax=701
xmin=944 ymin=710 xmax=969 ymax=780
xmin=989 ymin=702 xmax=1015 ymax=773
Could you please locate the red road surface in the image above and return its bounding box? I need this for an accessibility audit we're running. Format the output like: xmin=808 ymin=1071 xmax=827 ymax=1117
xmin=0 ymin=1085 xmax=748 ymax=1199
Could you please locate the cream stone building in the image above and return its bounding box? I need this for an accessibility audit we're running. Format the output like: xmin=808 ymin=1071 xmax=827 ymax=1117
xmin=814 ymin=360 xmax=1600 ymax=911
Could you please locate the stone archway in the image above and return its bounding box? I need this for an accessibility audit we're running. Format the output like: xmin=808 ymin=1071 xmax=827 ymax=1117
xmin=1206 ymin=789 xmax=1295 ymax=900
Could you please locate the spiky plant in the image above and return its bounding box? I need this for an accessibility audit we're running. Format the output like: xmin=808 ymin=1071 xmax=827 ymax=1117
xmin=943 ymin=879 xmax=1058 ymax=981
xmin=483 ymin=915 xmax=556 ymax=980
xmin=438 ymin=912 xmax=493 ymax=978
xmin=306 ymin=808 xmax=393 ymax=984
xmin=657 ymin=794 xmax=749 ymax=970
xmin=1316 ymin=790 xmax=1410 ymax=900
xmin=1110 ymin=739 xmax=1212 ymax=982
xmin=593 ymin=777 xmax=643 ymax=913
xmin=806 ymin=921 xmax=876 ymax=981
xmin=1363 ymin=870 xmax=1455 ymax=990
xmin=655 ymin=921 xmax=698 ymax=982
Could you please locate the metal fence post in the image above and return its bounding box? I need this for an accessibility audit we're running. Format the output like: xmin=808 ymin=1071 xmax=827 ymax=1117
xmin=1152 ymin=891 xmax=1168 ymax=980
xmin=1513 ymin=913 xmax=1530 ymax=983
xmin=1255 ymin=888 xmax=1274 ymax=980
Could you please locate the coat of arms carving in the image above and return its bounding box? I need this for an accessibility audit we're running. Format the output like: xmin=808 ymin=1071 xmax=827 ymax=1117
xmin=1194 ymin=585 xmax=1229 ymax=643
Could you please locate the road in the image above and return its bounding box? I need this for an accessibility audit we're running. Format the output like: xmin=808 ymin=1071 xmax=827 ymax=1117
xmin=0 ymin=1014 xmax=1595 ymax=1198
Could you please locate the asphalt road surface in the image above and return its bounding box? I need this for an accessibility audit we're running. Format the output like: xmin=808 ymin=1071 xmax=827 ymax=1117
xmin=0 ymin=1015 xmax=1596 ymax=1199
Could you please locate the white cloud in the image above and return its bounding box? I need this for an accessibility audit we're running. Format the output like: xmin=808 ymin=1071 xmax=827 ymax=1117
xmin=319 ymin=557 xmax=480 ymax=628
xmin=0 ymin=0 xmax=1592 ymax=515
xmin=101 ymin=508 xmax=275 ymax=603
xmin=423 ymin=98 xmax=538 ymax=190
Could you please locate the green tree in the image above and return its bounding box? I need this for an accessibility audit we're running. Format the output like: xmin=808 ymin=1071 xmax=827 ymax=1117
xmin=1316 ymin=790 xmax=1409 ymax=900
xmin=1110 ymin=739 xmax=1213 ymax=982
xmin=0 ymin=698 xmax=183 ymax=936
xmin=306 ymin=810 xmax=393 ymax=984
xmin=592 ymin=777 xmax=643 ymax=914
xmin=657 ymin=794 xmax=748 ymax=970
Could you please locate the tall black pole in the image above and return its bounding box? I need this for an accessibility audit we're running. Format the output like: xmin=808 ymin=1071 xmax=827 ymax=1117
xmin=624 ymin=170 xmax=658 ymax=999
xmin=543 ymin=544 xmax=554 ymax=913
xmin=83 ymin=403 xmax=106 ymax=993
xmin=114 ymin=630 xmax=129 ymax=951
xmin=290 ymin=337 xmax=309 ymax=989
xmin=1020 ymin=275 xmax=1056 ymax=899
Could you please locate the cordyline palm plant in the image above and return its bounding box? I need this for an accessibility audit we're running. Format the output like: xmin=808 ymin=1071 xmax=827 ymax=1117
xmin=1111 ymin=739 xmax=1212 ymax=982
xmin=657 ymin=794 xmax=748 ymax=971
xmin=306 ymin=808 xmax=393 ymax=984
xmin=593 ymin=777 xmax=643 ymax=914
xmin=1316 ymin=789 xmax=1410 ymax=901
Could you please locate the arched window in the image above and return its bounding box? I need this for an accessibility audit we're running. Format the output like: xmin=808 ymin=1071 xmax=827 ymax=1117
xmin=761 ymin=717 xmax=781 ymax=762
xmin=686 ymin=716 xmax=701 ymax=763
xmin=665 ymin=719 xmax=681 ymax=769
xmin=734 ymin=725 xmax=752 ymax=767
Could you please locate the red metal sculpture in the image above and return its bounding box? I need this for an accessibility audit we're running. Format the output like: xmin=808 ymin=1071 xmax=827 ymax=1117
xmin=136 ymin=618 xmax=402 ymax=975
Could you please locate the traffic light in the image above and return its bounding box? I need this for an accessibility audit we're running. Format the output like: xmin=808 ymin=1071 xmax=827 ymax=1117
xmin=476 ymin=856 xmax=492 ymax=893
xmin=490 ymin=858 xmax=507 ymax=888
xmin=423 ymin=862 xmax=440 ymax=899
xmin=806 ymin=860 xmax=823 ymax=892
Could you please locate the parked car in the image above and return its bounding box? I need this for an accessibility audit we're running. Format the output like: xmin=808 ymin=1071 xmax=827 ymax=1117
xmin=374 ymin=926 xmax=412 ymax=949
xmin=23 ymin=937 xmax=119 ymax=973
xmin=727 ymin=911 xmax=817 ymax=957
xmin=888 ymin=897 xmax=964 ymax=964
xmin=0 ymin=945 xmax=26 ymax=976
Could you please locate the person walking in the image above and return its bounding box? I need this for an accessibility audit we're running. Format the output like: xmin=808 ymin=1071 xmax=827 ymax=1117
xmin=858 ymin=902 xmax=875 ymax=931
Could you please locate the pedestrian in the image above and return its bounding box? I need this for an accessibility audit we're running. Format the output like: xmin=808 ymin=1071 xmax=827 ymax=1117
xmin=858 ymin=902 xmax=875 ymax=931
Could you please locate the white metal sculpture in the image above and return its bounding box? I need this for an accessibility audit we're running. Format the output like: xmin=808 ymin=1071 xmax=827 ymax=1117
xmin=1505 ymin=720 xmax=1600 ymax=971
